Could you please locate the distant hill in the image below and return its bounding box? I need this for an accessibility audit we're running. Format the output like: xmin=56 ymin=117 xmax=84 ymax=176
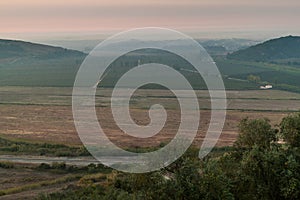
xmin=214 ymin=36 xmax=300 ymax=92
xmin=0 ymin=38 xmax=258 ymax=89
xmin=0 ymin=39 xmax=86 ymax=86
xmin=4 ymin=37 xmax=300 ymax=91
xmin=200 ymin=38 xmax=259 ymax=52
xmin=0 ymin=39 xmax=85 ymax=59
xmin=227 ymin=36 xmax=300 ymax=62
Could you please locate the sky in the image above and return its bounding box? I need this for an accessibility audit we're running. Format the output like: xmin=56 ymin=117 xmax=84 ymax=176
xmin=1 ymin=0 xmax=300 ymax=40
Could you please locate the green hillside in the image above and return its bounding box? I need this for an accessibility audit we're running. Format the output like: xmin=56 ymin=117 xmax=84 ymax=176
xmin=220 ymin=36 xmax=300 ymax=92
xmin=0 ymin=39 xmax=85 ymax=59
xmin=215 ymin=57 xmax=300 ymax=92
xmin=2 ymin=37 xmax=300 ymax=92
xmin=0 ymin=39 xmax=258 ymax=90
xmin=0 ymin=39 xmax=86 ymax=86
xmin=227 ymin=36 xmax=300 ymax=63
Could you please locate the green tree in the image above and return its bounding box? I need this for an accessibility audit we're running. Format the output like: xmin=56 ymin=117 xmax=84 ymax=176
xmin=247 ymin=74 xmax=261 ymax=83
xmin=280 ymin=113 xmax=300 ymax=147
xmin=235 ymin=118 xmax=277 ymax=149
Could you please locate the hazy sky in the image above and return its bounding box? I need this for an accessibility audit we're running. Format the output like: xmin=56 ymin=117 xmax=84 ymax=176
xmin=1 ymin=0 xmax=300 ymax=39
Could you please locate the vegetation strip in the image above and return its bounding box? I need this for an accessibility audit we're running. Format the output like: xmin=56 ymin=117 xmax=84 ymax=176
xmin=0 ymin=174 xmax=82 ymax=196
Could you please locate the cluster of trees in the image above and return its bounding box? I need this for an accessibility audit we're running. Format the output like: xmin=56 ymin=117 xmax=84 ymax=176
xmin=247 ymin=74 xmax=261 ymax=83
xmin=37 ymin=162 xmax=112 ymax=175
xmin=39 ymin=114 xmax=300 ymax=200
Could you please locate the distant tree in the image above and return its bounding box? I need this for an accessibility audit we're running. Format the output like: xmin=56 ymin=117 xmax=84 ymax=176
xmin=247 ymin=74 xmax=261 ymax=83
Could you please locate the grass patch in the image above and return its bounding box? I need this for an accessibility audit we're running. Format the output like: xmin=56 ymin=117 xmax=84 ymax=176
xmin=0 ymin=135 xmax=90 ymax=157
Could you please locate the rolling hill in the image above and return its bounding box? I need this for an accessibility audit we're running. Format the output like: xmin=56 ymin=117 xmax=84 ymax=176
xmin=227 ymin=36 xmax=300 ymax=63
xmin=0 ymin=38 xmax=258 ymax=89
xmin=0 ymin=39 xmax=85 ymax=59
xmin=215 ymin=35 xmax=300 ymax=92
xmin=1 ymin=37 xmax=300 ymax=92
xmin=0 ymin=39 xmax=86 ymax=86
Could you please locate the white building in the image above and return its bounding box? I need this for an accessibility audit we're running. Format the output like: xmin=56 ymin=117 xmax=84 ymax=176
xmin=260 ymin=85 xmax=273 ymax=89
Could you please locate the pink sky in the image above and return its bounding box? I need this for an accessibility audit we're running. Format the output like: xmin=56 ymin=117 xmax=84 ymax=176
xmin=1 ymin=0 xmax=300 ymax=39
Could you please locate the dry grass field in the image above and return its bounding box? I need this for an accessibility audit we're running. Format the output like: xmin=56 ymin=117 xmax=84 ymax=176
xmin=1 ymin=87 xmax=298 ymax=148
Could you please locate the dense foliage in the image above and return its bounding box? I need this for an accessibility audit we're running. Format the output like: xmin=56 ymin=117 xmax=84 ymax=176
xmin=38 ymin=115 xmax=300 ymax=200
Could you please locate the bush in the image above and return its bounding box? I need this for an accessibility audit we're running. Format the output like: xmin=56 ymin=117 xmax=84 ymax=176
xmin=51 ymin=162 xmax=66 ymax=170
xmin=0 ymin=161 xmax=14 ymax=169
